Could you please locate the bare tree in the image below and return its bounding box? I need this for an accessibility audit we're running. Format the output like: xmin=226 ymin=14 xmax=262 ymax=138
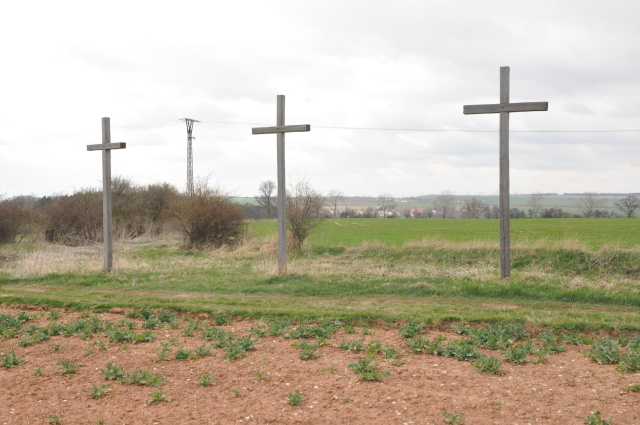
xmin=433 ymin=190 xmax=456 ymax=218
xmin=326 ymin=189 xmax=344 ymax=218
xmin=614 ymin=195 xmax=640 ymax=218
xmin=462 ymin=197 xmax=485 ymax=219
xmin=529 ymin=192 xmax=544 ymax=218
xmin=287 ymin=180 xmax=324 ymax=250
xmin=578 ymin=192 xmax=604 ymax=218
xmin=255 ymin=180 xmax=276 ymax=219
xmin=377 ymin=193 xmax=396 ymax=218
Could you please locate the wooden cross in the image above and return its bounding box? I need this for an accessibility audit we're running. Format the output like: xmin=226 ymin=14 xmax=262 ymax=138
xmin=87 ymin=117 xmax=126 ymax=273
xmin=252 ymin=95 xmax=310 ymax=275
xmin=464 ymin=66 xmax=548 ymax=278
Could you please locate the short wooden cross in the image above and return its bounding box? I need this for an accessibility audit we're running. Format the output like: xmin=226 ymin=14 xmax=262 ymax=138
xmin=464 ymin=66 xmax=548 ymax=278
xmin=252 ymin=95 xmax=311 ymax=275
xmin=87 ymin=117 xmax=126 ymax=273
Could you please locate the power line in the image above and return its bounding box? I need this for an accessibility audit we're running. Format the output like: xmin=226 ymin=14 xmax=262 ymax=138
xmin=2 ymin=119 xmax=639 ymax=146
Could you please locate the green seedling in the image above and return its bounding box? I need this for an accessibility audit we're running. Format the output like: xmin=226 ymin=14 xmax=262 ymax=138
xmin=196 ymin=372 xmax=215 ymax=386
xmin=442 ymin=410 xmax=466 ymax=424
xmin=583 ymin=411 xmax=613 ymax=425
xmin=55 ymin=358 xmax=81 ymax=376
xmin=1 ymin=350 xmax=23 ymax=368
xmin=287 ymin=389 xmax=305 ymax=406
xmin=147 ymin=391 xmax=171 ymax=404
xmin=348 ymin=357 xmax=389 ymax=381
xmin=84 ymin=384 xmax=110 ymax=400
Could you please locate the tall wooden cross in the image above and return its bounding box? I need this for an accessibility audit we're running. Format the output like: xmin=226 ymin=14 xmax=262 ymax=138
xmin=87 ymin=117 xmax=126 ymax=273
xmin=464 ymin=66 xmax=548 ymax=278
xmin=252 ymin=95 xmax=310 ymax=275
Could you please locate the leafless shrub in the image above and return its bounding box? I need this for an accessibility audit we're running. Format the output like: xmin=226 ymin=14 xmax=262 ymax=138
xmin=172 ymin=180 xmax=245 ymax=249
xmin=0 ymin=198 xmax=32 ymax=244
xmin=43 ymin=189 xmax=102 ymax=246
xmin=142 ymin=182 xmax=180 ymax=235
xmin=287 ymin=180 xmax=324 ymax=251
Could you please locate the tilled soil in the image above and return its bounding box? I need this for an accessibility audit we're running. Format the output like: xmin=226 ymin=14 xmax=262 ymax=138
xmin=0 ymin=306 xmax=638 ymax=425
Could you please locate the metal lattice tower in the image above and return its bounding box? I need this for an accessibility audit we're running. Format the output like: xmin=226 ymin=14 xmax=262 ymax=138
xmin=182 ymin=118 xmax=200 ymax=194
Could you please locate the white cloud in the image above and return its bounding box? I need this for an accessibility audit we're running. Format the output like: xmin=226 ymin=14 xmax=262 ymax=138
xmin=1 ymin=0 xmax=639 ymax=198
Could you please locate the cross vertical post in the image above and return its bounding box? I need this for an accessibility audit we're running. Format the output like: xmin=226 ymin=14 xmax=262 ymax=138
xmin=499 ymin=67 xmax=510 ymax=279
xmin=464 ymin=66 xmax=548 ymax=278
xmin=276 ymin=95 xmax=287 ymax=274
xmin=252 ymin=95 xmax=311 ymax=275
xmin=87 ymin=117 xmax=127 ymax=273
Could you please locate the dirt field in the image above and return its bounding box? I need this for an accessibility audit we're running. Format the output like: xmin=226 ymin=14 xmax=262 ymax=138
xmin=0 ymin=305 xmax=638 ymax=425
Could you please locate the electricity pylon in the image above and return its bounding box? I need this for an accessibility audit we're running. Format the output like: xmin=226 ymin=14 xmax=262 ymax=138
xmin=182 ymin=118 xmax=200 ymax=195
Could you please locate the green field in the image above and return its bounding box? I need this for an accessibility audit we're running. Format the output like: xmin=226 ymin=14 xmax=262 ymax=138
xmin=1 ymin=218 xmax=639 ymax=330
xmin=254 ymin=218 xmax=640 ymax=249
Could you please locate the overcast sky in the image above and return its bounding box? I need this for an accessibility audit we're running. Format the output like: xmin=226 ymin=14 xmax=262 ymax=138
xmin=1 ymin=1 xmax=639 ymax=199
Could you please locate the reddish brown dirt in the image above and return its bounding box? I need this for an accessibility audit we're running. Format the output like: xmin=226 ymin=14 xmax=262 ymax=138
xmin=0 ymin=306 xmax=638 ymax=425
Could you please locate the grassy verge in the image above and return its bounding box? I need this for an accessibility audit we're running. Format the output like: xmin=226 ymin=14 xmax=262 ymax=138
xmin=1 ymin=220 xmax=639 ymax=329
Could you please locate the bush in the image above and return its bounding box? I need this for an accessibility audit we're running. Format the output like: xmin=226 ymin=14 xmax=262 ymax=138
xmin=43 ymin=189 xmax=102 ymax=246
xmin=0 ymin=198 xmax=32 ymax=244
xmin=287 ymin=180 xmax=324 ymax=250
xmin=172 ymin=180 xmax=245 ymax=249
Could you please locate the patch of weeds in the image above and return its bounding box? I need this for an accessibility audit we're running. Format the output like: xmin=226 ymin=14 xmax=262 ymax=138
xmin=46 ymin=414 xmax=63 ymax=424
xmin=382 ymin=345 xmax=402 ymax=360
xmin=55 ymin=358 xmax=81 ymax=376
xmin=1 ymin=349 xmax=23 ymax=368
xmin=583 ymin=411 xmax=613 ymax=425
xmin=126 ymin=369 xmax=167 ymax=386
xmin=182 ymin=319 xmax=204 ymax=337
xmin=33 ymin=367 xmax=43 ymax=375
xmin=105 ymin=328 xmax=133 ymax=343
xmin=251 ymin=370 xmax=268 ymax=381
xmin=348 ymin=357 xmax=389 ymax=381
xmin=50 ymin=343 xmax=65 ymax=352
xmin=295 ymin=340 xmax=319 ymax=360
xmin=287 ymin=389 xmax=305 ymax=405
xmin=338 ymin=339 xmax=365 ymax=352
xmin=233 ymin=389 xmax=241 ymax=397
xmin=473 ymin=354 xmax=504 ymax=375
xmin=365 ymin=340 xmax=383 ymax=356
xmin=267 ymin=319 xmax=291 ymax=336
xmin=101 ymin=363 xmax=125 ymax=381
xmin=442 ymin=410 xmax=466 ymax=424
xmin=142 ymin=317 xmax=163 ymax=329
xmin=93 ymin=419 xmax=106 ymax=425
xmin=328 ymin=364 xmax=337 ymax=374
xmin=17 ymin=331 xmax=49 ymax=347
xmin=537 ymin=330 xmax=566 ymax=354
xmin=585 ymin=338 xmax=621 ymax=365
xmin=343 ymin=397 xmax=351 ymax=403
xmin=211 ymin=313 xmax=230 ymax=326
xmin=84 ymin=384 xmax=110 ymax=400
xmin=249 ymin=325 xmax=266 ymax=338
xmin=446 ymin=338 xmax=480 ymax=361
xmin=47 ymin=310 xmax=63 ymax=320
xmin=174 ymin=347 xmax=193 ymax=360
xmin=196 ymin=372 xmax=215 ymax=386
xmin=132 ymin=330 xmax=155 ymax=344
xmin=195 ymin=344 xmax=212 ymax=357
xmin=84 ymin=348 xmax=94 ymax=356
xmin=157 ymin=345 xmax=171 ymax=361
xmin=617 ymin=352 xmax=640 ymax=374
xmin=626 ymin=384 xmax=640 ymax=392
xmin=503 ymin=340 xmax=533 ymax=365
xmin=343 ymin=324 xmax=355 ymax=334
xmin=399 ymin=321 xmax=425 ymax=338
xmin=147 ymin=390 xmax=171 ymax=404
xmin=223 ymin=336 xmax=256 ymax=361
xmin=469 ymin=323 xmax=528 ymax=350
xmin=157 ymin=310 xmax=175 ymax=323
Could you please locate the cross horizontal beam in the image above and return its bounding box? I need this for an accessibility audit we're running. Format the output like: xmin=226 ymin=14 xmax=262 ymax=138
xmin=87 ymin=142 xmax=127 ymax=151
xmin=252 ymin=124 xmax=310 ymax=135
xmin=463 ymin=102 xmax=548 ymax=115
